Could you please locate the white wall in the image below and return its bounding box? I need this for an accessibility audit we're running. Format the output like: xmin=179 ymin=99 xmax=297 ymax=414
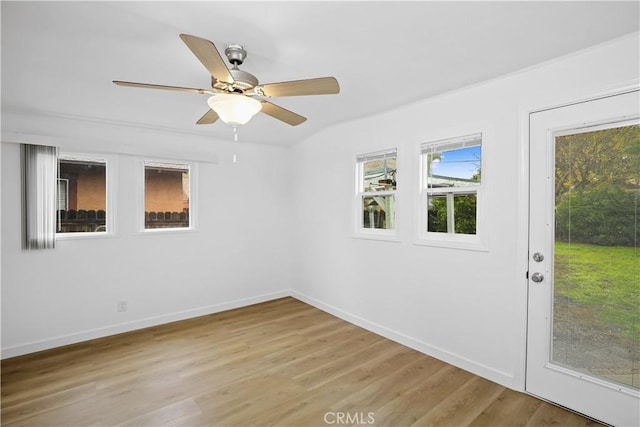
xmin=290 ymin=33 xmax=639 ymax=390
xmin=1 ymin=118 xmax=293 ymax=357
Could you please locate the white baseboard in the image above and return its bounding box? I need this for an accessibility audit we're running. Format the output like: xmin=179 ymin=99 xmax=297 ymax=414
xmin=1 ymin=290 xmax=289 ymax=359
xmin=291 ymin=290 xmax=515 ymax=389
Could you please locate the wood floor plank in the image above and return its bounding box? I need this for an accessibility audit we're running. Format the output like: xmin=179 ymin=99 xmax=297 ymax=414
xmin=414 ymin=375 xmax=506 ymax=426
xmin=289 ymin=336 xmax=395 ymax=388
xmin=372 ymin=364 xmax=473 ymax=425
xmin=469 ymin=388 xmax=544 ymax=427
xmin=116 ymin=398 xmax=202 ymax=427
xmin=320 ymin=351 xmax=446 ymax=414
xmin=525 ymin=400 xmax=603 ymax=427
xmin=1 ymin=297 xmax=603 ymax=427
xmin=4 ymin=394 xmax=103 ymax=426
xmin=0 ymin=382 xmax=97 ymax=425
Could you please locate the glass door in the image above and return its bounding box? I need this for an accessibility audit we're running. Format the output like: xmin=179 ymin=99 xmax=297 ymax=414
xmin=526 ymin=90 xmax=639 ymax=426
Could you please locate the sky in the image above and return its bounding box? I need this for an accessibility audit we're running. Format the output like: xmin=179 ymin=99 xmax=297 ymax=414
xmin=429 ymin=146 xmax=481 ymax=180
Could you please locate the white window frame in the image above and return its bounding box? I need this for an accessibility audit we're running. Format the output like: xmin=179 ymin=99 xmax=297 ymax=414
xmin=141 ymin=159 xmax=197 ymax=233
xmin=353 ymin=148 xmax=399 ymax=241
xmin=416 ymin=132 xmax=488 ymax=251
xmin=56 ymin=152 xmax=116 ymax=240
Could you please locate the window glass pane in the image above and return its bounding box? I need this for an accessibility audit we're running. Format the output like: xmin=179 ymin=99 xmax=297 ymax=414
xmin=425 ymin=145 xmax=481 ymax=188
xmin=427 ymin=194 xmax=448 ymax=233
xmin=362 ymin=195 xmax=395 ymax=229
xmin=145 ymin=163 xmax=190 ymax=229
xmin=553 ymin=124 xmax=640 ymax=389
xmin=57 ymin=159 xmax=107 ymax=233
xmin=427 ymin=192 xmax=477 ymax=234
xmin=454 ymin=193 xmax=477 ymax=234
xmin=363 ymin=155 xmax=396 ymax=192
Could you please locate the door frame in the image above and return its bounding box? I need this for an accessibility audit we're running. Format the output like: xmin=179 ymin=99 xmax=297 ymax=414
xmin=515 ymin=81 xmax=640 ymax=394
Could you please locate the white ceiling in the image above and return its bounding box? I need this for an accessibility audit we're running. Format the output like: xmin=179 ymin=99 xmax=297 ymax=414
xmin=2 ymin=1 xmax=639 ymax=147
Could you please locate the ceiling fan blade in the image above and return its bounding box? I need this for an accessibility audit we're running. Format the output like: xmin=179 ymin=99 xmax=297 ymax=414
xmin=179 ymin=34 xmax=234 ymax=84
xmin=259 ymin=100 xmax=307 ymax=126
xmin=256 ymin=77 xmax=340 ymax=97
xmin=196 ymin=109 xmax=219 ymax=125
xmin=113 ymin=80 xmax=212 ymax=95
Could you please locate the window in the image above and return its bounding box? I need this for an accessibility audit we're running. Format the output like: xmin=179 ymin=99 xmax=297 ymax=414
xmin=57 ymin=155 xmax=109 ymax=234
xmin=355 ymin=148 xmax=397 ymax=237
xmin=419 ymin=133 xmax=486 ymax=249
xmin=144 ymin=161 xmax=191 ymax=230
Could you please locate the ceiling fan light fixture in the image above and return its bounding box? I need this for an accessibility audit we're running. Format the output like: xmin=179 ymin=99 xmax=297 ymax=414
xmin=207 ymin=94 xmax=261 ymax=126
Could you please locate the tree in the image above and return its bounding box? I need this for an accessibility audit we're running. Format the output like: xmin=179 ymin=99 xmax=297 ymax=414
xmin=555 ymin=125 xmax=640 ymax=203
xmin=554 ymin=125 xmax=639 ymax=247
xmin=427 ymin=194 xmax=477 ymax=234
xmin=556 ymin=184 xmax=639 ymax=246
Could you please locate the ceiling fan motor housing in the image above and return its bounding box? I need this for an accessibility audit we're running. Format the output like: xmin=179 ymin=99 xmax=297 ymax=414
xmin=213 ymin=44 xmax=259 ymax=92
xmin=225 ymin=44 xmax=247 ymax=66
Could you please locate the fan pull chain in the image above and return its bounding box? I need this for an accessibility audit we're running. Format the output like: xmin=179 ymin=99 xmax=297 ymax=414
xmin=232 ymin=126 xmax=238 ymax=142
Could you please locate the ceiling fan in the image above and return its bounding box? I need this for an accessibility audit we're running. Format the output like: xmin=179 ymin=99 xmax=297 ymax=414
xmin=113 ymin=34 xmax=340 ymax=132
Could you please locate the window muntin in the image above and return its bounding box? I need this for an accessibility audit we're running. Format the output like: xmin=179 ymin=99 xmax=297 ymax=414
xmin=57 ymin=156 xmax=108 ymax=234
xmin=144 ymin=162 xmax=190 ymax=230
xmin=421 ymin=134 xmax=482 ymax=238
xmin=356 ymin=149 xmax=397 ymax=234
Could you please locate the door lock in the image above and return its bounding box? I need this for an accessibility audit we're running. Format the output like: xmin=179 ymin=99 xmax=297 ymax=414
xmin=531 ymin=272 xmax=544 ymax=283
xmin=532 ymin=252 xmax=544 ymax=262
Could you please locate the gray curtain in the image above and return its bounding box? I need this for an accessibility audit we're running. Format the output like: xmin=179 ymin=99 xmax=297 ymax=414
xmin=21 ymin=144 xmax=58 ymax=249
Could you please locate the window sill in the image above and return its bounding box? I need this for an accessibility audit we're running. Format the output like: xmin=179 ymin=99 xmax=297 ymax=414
xmin=56 ymin=232 xmax=117 ymax=241
xmin=413 ymin=236 xmax=488 ymax=252
xmin=139 ymin=227 xmax=198 ymax=235
xmin=352 ymin=231 xmax=401 ymax=243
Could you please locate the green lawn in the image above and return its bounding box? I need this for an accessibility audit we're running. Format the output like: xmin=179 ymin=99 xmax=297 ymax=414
xmin=554 ymin=241 xmax=639 ymax=340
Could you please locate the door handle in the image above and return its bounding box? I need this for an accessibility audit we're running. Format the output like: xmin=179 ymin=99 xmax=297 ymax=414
xmin=531 ymin=272 xmax=544 ymax=283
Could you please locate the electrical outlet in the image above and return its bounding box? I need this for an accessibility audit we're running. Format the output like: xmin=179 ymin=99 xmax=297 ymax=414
xmin=117 ymin=300 xmax=127 ymax=312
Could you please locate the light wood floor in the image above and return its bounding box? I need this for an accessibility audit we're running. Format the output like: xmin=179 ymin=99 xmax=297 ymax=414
xmin=2 ymin=297 xmax=601 ymax=426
